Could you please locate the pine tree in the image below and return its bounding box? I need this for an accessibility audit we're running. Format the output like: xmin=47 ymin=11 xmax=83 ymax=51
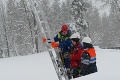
xmin=109 ymin=1 xmax=120 ymax=47
xmin=70 ymin=0 xmax=90 ymax=38
xmin=61 ymin=2 xmax=72 ymax=24
xmin=99 ymin=0 xmax=120 ymax=47
xmin=50 ymin=0 xmax=61 ymax=33
xmin=100 ymin=13 xmax=111 ymax=48
xmin=7 ymin=0 xmax=34 ymax=56
xmin=0 ymin=1 xmax=10 ymax=58
xmin=89 ymin=8 xmax=102 ymax=45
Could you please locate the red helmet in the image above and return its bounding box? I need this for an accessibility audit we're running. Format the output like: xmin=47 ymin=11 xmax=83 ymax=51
xmin=61 ymin=24 xmax=68 ymax=32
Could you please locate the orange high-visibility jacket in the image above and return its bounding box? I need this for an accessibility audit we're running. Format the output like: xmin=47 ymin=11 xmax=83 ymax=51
xmin=82 ymin=48 xmax=96 ymax=64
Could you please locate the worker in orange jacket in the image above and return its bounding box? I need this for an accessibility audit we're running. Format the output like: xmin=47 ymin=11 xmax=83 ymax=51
xmin=79 ymin=37 xmax=97 ymax=76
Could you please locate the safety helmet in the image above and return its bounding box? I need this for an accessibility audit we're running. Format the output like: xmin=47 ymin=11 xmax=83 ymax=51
xmin=82 ymin=37 xmax=91 ymax=43
xmin=61 ymin=24 xmax=68 ymax=32
xmin=70 ymin=32 xmax=80 ymax=42
xmin=70 ymin=32 xmax=80 ymax=39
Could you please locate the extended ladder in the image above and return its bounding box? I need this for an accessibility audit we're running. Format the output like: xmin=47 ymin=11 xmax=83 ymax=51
xmin=28 ymin=0 xmax=70 ymax=80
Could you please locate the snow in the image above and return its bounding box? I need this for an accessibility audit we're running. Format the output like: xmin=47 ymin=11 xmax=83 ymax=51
xmin=0 ymin=47 xmax=120 ymax=80
xmin=0 ymin=52 xmax=58 ymax=80
xmin=74 ymin=48 xmax=120 ymax=80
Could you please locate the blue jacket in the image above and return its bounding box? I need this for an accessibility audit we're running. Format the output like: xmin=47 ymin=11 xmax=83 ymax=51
xmin=54 ymin=30 xmax=71 ymax=43
xmin=54 ymin=30 xmax=72 ymax=54
xmin=59 ymin=38 xmax=72 ymax=54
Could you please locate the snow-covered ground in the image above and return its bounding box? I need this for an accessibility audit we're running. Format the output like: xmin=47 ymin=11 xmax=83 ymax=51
xmin=0 ymin=52 xmax=58 ymax=80
xmin=0 ymin=47 xmax=120 ymax=80
xmin=74 ymin=47 xmax=120 ymax=80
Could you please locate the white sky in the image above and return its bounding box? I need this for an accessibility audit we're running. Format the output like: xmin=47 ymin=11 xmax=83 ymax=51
xmin=0 ymin=47 xmax=120 ymax=80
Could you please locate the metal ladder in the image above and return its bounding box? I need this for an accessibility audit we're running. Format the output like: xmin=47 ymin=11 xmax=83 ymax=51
xmin=29 ymin=0 xmax=50 ymax=38
xmin=28 ymin=0 xmax=70 ymax=80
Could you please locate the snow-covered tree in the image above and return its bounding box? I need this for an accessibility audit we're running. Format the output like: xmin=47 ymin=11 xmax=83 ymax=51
xmin=6 ymin=0 xmax=35 ymax=56
xmin=61 ymin=2 xmax=72 ymax=24
xmin=0 ymin=1 xmax=10 ymax=58
xmin=88 ymin=8 xmax=102 ymax=45
xmin=100 ymin=13 xmax=111 ymax=48
xmin=50 ymin=0 xmax=61 ymax=33
xmin=108 ymin=0 xmax=120 ymax=47
xmin=70 ymin=0 xmax=90 ymax=38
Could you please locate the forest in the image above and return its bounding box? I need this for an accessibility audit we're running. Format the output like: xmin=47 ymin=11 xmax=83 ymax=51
xmin=0 ymin=0 xmax=120 ymax=58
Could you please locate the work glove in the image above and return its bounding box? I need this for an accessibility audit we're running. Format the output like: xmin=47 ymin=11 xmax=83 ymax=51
xmin=51 ymin=42 xmax=59 ymax=48
xmin=42 ymin=37 xmax=47 ymax=43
